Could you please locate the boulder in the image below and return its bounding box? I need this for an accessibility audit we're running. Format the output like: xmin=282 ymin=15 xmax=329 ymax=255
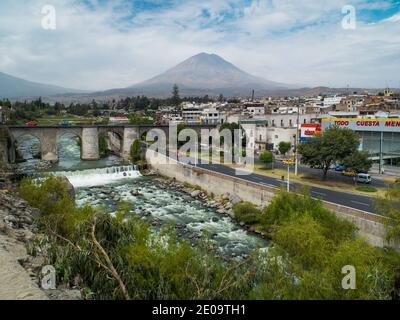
xmin=190 ymin=190 xmax=201 ymax=198
xmin=130 ymin=189 xmax=141 ymax=196
xmin=229 ymin=194 xmax=241 ymax=205
xmin=58 ymin=176 xmax=75 ymax=201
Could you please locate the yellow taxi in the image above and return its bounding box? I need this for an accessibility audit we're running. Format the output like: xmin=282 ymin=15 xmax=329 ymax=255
xmin=283 ymin=158 xmax=295 ymax=165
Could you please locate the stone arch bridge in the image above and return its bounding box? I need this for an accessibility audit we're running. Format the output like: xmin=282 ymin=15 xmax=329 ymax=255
xmin=2 ymin=124 xmax=216 ymax=163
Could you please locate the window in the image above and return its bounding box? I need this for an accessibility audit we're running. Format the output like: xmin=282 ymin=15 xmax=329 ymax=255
xmin=281 ymin=119 xmax=284 ymax=126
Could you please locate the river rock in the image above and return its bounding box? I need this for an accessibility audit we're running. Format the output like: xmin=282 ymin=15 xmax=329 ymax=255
xmin=224 ymin=203 xmax=233 ymax=210
xmin=130 ymin=189 xmax=141 ymax=196
xmin=229 ymin=194 xmax=241 ymax=205
xmin=190 ymin=190 xmax=201 ymax=197
xmin=4 ymin=215 xmax=17 ymax=225
xmin=57 ymin=176 xmax=75 ymax=201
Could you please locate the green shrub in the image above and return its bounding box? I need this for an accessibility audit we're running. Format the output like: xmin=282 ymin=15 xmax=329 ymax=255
xmin=18 ymin=176 xmax=93 ymax=236
xmin=98 ymin=134 xmax=109 ymax=158
xmin=130 ymin=140 xmax=141 ymax=163
xmin=233 ymin=202 xmax=262 ymax=225
xmin=274 ymin=215 xmax=333 ymax=270
xmin=262 ymin=190 xmax=357 ymax=243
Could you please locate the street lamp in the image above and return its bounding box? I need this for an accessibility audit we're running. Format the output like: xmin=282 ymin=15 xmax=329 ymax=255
xmin=287 ymin=164 xmax=290 ymax=192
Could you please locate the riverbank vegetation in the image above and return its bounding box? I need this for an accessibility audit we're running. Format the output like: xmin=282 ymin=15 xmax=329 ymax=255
xmin=376 ymin=185 xmax=400 ymax=243
xmin=233 ymin=188 xmax=400 ymax=299
xmin=98 ymin=134 xmax=110 ymax=158
xmin=130 ymin=140 xmax=142 ymax=164
xmin=18 ymin=177 xmax=400 ymax=300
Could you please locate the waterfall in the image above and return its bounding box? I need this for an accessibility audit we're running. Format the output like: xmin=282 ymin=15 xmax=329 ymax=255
xmin=52 ymin=165 xmax=141 ymax=188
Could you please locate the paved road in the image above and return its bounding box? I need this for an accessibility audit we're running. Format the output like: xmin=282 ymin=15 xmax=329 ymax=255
xmin=149 ymin=148 xmax=379 ymax=214
xmin=195 ymin=162 xmax=377 ymax=213
xmin=262 ymin=159 xmax=388 ymax=188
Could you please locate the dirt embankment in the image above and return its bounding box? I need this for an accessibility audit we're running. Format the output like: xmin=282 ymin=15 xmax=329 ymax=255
xmin=0 ymin=183 xmax=48 ymax=300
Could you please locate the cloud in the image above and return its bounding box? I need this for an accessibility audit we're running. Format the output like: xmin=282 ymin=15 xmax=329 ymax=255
xmin=0 ymin=0 xmax=399 ymax=91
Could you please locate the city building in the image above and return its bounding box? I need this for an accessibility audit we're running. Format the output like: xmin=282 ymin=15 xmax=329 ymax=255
xmin=323 ymin=96 xmax=343 ymax=108
xmin=240 ymin=119 xmax=297 ymax=154
xmin=322 ymin=117 xmax=400 ymax=168
xmin=182 ymin=107 xmax=202 ymax=124
xmin=201 ymin=107 xmax=226 ymax=125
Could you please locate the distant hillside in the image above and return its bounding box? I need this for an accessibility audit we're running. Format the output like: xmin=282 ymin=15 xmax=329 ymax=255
xmin=0 ymin=72 xmax=86 ymax=99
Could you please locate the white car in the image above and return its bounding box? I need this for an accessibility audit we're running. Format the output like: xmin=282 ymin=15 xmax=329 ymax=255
xmin=357 ymin=173 xmax=371 ymax=184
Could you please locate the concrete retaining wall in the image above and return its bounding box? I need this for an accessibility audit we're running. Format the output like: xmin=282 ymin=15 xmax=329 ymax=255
xmin=146 ymin=149 xmax=392 ymax=248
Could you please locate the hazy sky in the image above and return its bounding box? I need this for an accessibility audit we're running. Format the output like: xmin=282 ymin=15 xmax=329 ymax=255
xmin=0 ymin=0 xmax=399 ymax=90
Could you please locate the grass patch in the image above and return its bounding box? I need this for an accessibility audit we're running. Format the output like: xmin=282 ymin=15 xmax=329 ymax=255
xmin=356 ymin=186 xmax=378 ymax=193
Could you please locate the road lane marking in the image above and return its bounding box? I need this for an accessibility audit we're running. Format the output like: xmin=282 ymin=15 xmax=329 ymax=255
xmin=311 ymin=191 xmax=326 ymax=196
xmin=253 ymin=176 xmax=265 ymax=181
xmin=261 ymin=183 xmax=276 ymax=188
xmin=351 ymin=200 xmax=370 ymax=207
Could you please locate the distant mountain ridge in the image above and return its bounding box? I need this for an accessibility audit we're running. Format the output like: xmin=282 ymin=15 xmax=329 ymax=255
xmin=0 ymin=72 xmax=85 ymax=99
xmin=131 ymin=52 xmax=295 ymax=92
xmin=76 ymin=52 xmax=299 ymax=100
xmin=0 ymin=53 xmax=385 ymax=102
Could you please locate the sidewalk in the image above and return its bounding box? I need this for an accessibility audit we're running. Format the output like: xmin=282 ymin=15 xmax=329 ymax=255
xmin=370 ymin=164 xmax=400 ymax=181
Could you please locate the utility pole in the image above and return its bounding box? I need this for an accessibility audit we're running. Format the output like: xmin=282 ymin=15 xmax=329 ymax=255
xmin=294 ymin=103 xmax=300 ymax=176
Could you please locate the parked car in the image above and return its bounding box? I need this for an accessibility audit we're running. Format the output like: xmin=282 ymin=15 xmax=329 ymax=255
xmin=25 ymin=120 xmax=38 ymax=126
xmin=342 ymin=170 xmax=357 ymax=177
xmin=335 ymin=165 xmax=346 ymax=172
xmin=357 ymin=173 xmax=372 ymax=184
xmin=60 ymin=121 xmax=71 ymax=127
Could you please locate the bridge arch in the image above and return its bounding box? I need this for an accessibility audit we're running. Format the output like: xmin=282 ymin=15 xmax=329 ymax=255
xmin=14 ymin=133 xmax=42 ymax=161
xmin=98 ymin=127 xmax=124 ymax=156
xmin=57 ymin=131 xmax=83 ymax=161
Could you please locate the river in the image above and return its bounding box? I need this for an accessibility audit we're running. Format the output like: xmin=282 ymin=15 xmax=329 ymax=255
xmin=16 ymin=135 xmax=267 ymax=259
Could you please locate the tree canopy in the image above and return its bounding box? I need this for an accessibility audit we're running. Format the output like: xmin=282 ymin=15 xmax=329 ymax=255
xmin=259 ymin=151 xmax=274 ymax=168
xmin=298 ymin=126 xmax=367 ymax=179
xmin=278 ymin=141 xmax=292 ymax=156
xmin=171 ymin=84 xmax=181 ymax=107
